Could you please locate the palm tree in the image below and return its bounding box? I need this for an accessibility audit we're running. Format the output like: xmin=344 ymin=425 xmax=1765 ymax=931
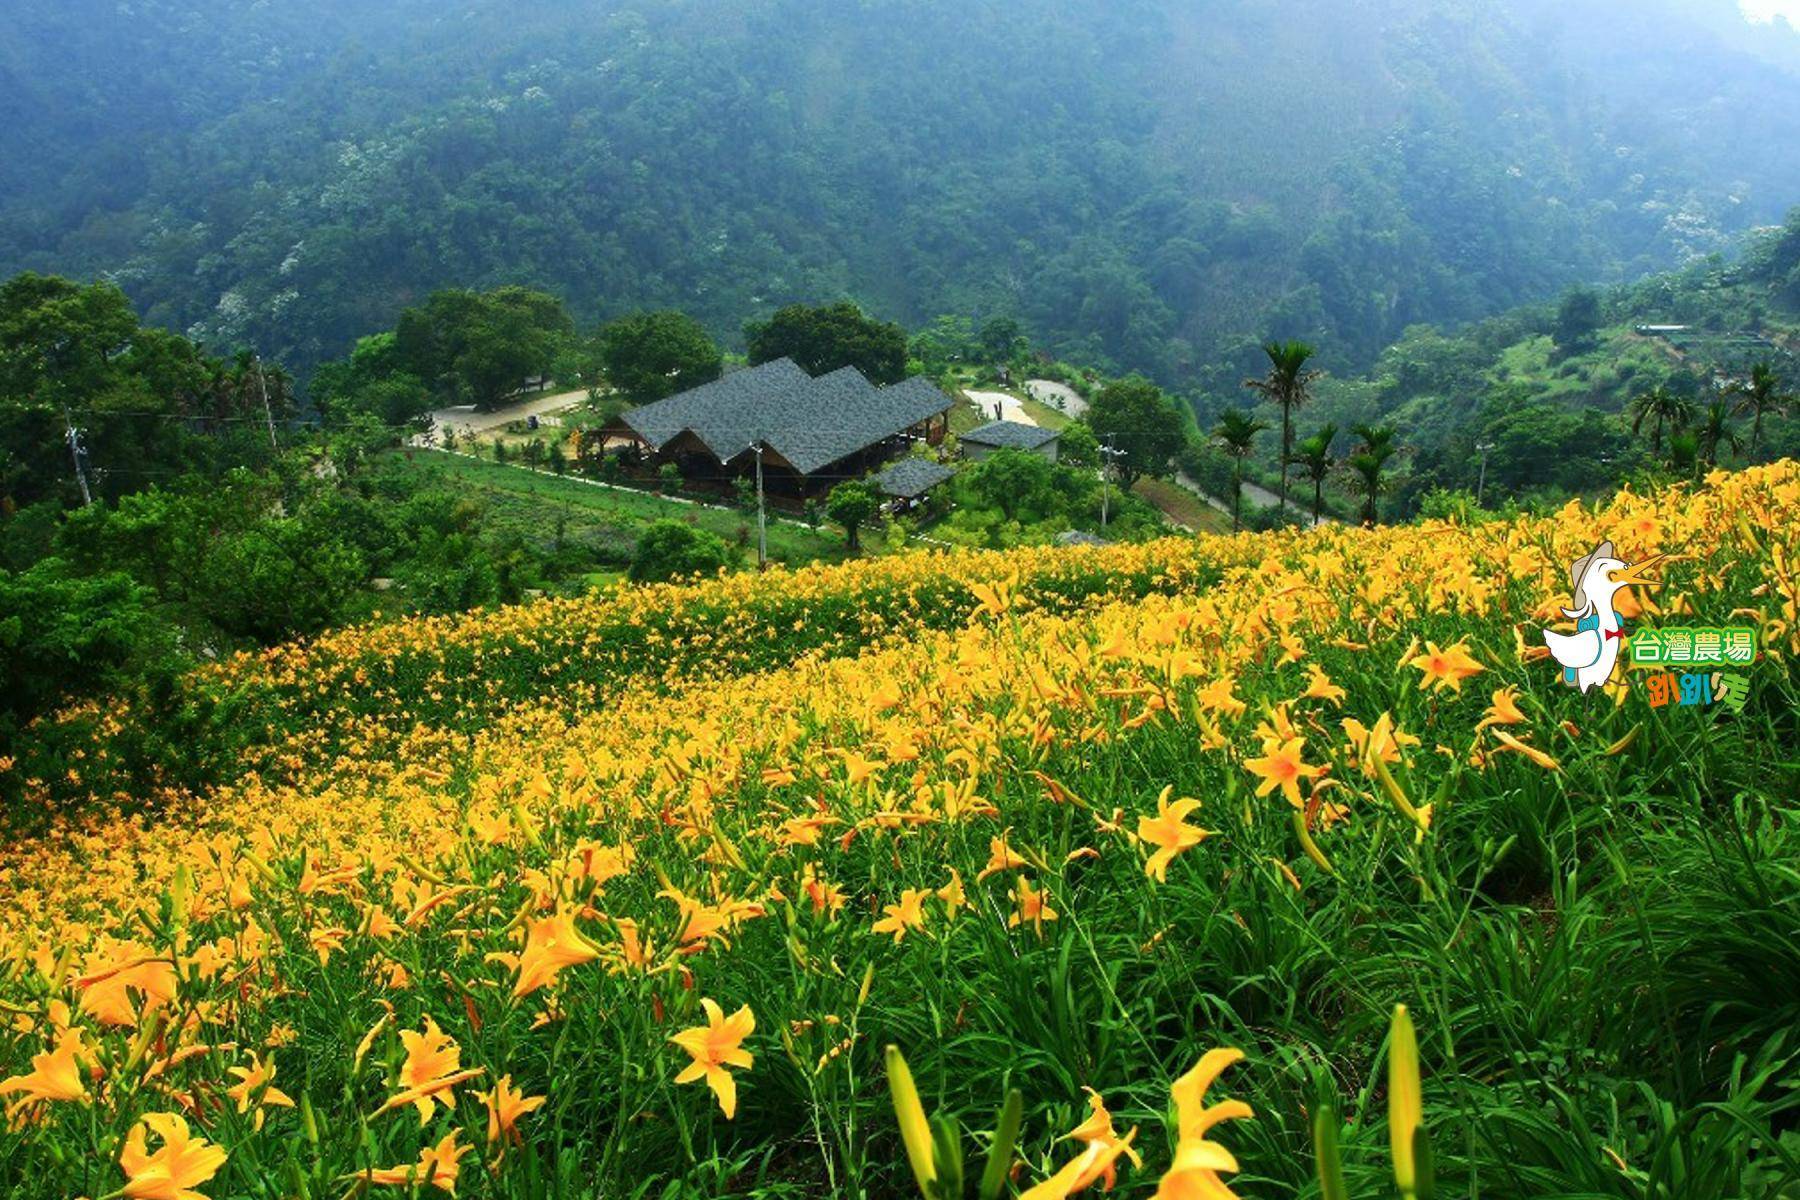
xmin=1213 ymin=408 xmax=1268 ymax=531
xmin=1347 ymin=423 xmax=1396 ymax=526
xmin=1628 ymin=385 xmax=1695 ymax=459
xmin=1668 ymin=431 xmax=1699 ymax=478
xmin=1243 ymin=340 xmax=1319 ymax=515
xmin=1289 ymin=423 xmax=1338 ymax=526
xmin=1728 ymin=362 xmax=1793 ymax=460
xmin=1695 ymin=399 xmax=1740 ymax=470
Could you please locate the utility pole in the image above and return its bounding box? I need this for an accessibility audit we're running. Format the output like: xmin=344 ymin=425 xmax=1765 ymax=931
xmin=1099 ymin=434 xmax=1119 ymax=532
xmin=1475 ymin=441 xmax=1495 ymax=507
xmin=62 ymin=404 xmax=93 ymax=506
xmin=256 ymin=358 xmax=279 ymax=451
xmin=753 ymin=441 xmax=768 ymax=570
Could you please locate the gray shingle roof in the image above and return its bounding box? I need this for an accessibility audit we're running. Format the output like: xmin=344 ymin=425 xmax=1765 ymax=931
xmin=873 ymin=457 xmax=955 ymax=499
xmin=617 ymin=359 xmax=953 ymax=476
xmin=619 ymin=358 xmax=812 ymax=462
xmin=960 ymin=420 xmax=1061 ymax=450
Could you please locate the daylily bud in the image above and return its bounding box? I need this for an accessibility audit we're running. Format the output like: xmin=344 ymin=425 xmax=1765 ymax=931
xmin=885 ymin=1045 xmax=937 ymax=1198
xmin=1389 ymin=1004 xmax=1423 ymax=1198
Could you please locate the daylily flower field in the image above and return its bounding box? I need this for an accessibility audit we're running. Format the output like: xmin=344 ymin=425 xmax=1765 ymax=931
xmin=2 ymin=464 xmax=1798 ymax=1199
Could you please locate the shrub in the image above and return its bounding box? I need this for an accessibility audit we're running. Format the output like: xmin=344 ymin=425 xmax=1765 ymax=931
xmin=628 ymin=519 xmax=735 ymax=583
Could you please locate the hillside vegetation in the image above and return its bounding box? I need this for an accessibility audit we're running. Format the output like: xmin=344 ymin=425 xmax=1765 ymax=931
xmin=1 ymin=462 xmax=1796 ymax=1198
xmin=5 ymin=0 xmax=1800 ymax=386
xmin=1219 ymin=209 xmax=1800 ymax=515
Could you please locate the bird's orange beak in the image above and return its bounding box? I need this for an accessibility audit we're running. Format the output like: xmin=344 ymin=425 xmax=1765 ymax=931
xmin=1608 ymin=553 xmax=1668 ymax=589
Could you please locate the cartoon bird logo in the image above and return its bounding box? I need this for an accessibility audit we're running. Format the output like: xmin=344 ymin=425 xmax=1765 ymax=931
xmin=1541 ymin=540 xmax=1665 ymax=693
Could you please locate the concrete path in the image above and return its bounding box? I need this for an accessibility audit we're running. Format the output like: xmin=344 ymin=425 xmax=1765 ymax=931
xmin=963 ymin=390 xmax=1037 ymax=426
xmin=1024 ymin=379 xmax=1087 ymax=418
xmin=420 ymin=388 xmax=589 ymax=442
xmin=1171 ymin=470 xmax=1333 ymax=528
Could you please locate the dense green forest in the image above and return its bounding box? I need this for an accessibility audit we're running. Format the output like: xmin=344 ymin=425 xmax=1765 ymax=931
xmin=5 ymin=0 xmax=1800 ymax=393
xmin=1226 ymin=207 xmax=1800 ymax=515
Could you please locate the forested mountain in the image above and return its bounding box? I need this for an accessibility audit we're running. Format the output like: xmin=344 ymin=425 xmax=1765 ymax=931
xmin=5 ymin=0 xmax=1800 ymax=393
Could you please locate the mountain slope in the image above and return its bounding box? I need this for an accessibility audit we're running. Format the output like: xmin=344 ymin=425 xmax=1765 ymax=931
xmin=3 ymin=0 xmax=1799 ymax=388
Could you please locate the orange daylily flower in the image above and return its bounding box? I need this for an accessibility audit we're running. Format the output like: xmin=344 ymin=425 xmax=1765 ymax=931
xmin=75 ymin=944 xmax=178 ymax=1028
xmin=380 ymin=1017 xmax=482 ymax=1124
xmin=669 ymin=998 xmax=756 ymax=1119
xmin=936 ymin=868 xmax=968 ymax=918
xmin=0 ymin=1029 xmax=89 ymax=1118
xmin=1488 ymin=728 xmax=1562 ymax=772
xmin=1135 ymin=787 xmax=1213 ymax=883
xmin=360 ymin=1130 xmax=472 ymax=1194
xmin=1062 ymin=1088 xmax=1144 ymax=1191
xmin=1009 ymin=879 xmax=1059 ymax=936
xmin=1475 ymin=685 xmax=1527 ymax=730
xmin=1243 ymin=737 xmax=1325 ymax=808
xmin=1408 ymin=639 xmax=1486 ymax=693
xmin=977 ymin=832 xmax=1030 ymax=882
xmin=1192 ymin=677 xmax=1247 ymax=718
xmin=871 ymin=889 xmax=931 ymax=943
xmin=224 ymin=1052 xmax=294 ymax=1130
xmin=1022 ymin=1127 xmax=1141 ymax=1200
xmin=1341 ymin=713 xmax=1420 ymax=773
xmin=118 ymin=1112 xmax=229 ymax=1200
xmin=1302 ymin=665 xmax=1346 ymax=705
xmin=513 ymin=908 xmax=600 ymax=998
xmin=476 ymin=1074 xmax=546 ymax=1150
xmin=1153 ymin=1048 xmax=1253 ymax=1200
xmin=970 ymin=574 xmax=1018 ymax=618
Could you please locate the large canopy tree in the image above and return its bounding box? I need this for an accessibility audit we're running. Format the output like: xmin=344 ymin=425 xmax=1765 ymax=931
xmin=745 ymin=303 xmax=908 ymax=385
xmin=1086 ymin=375 xmax=1186 ymax=489
xmin=0 ymin=272 xmax=286 ymax=507
xmin=395 ymin=287 xmax=574 ymax=411
xmin=597 ymin=311 xmax=723 ymax=405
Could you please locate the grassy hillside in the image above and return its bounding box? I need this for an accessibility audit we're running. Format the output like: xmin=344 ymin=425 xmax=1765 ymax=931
xmin=388 ymin=450 xmax=851 ymax=571
xmin=2 ymin=462 xmax=1796 ymax=1198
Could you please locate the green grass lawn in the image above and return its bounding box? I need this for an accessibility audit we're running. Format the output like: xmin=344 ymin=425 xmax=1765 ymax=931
xmin=392 ymin=450 xmax=853 ymax=567
xmin=1019 ymin=394 xmax=1072 ymax=429
xmin=948 ymin=395 xmax=991 ymax=435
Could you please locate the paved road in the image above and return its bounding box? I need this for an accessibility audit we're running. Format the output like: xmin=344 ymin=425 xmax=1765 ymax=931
xmin=963 ymin=390 xmax=1036 ymax=426
xmin=421 ymin=388 xmax=589 ymax=441
xmin=1024 ymin=379 xmax=1087 ymax=418
xmin=1171 ymin=471 xmax=1332 ymax=528
xmin=1241 ymin=479 xmax=1288 ymax=512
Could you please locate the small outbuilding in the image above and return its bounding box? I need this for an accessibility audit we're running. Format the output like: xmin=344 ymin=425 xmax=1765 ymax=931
xmin=960 ymin=420 xmax=1061 ymax=463
xmin=874 ymin=457 xmax=955 ymax=501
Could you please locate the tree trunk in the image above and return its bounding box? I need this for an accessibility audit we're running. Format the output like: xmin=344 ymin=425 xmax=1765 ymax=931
xmin=1278 ymin=406 xmax=1291 ymax=514
xmin=1231 ymin=463 xmax=1243 ymax=531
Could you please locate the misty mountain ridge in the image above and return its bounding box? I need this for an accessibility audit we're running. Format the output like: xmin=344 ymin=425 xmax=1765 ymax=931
xmin=3 ymin=0 xmax=1800 ymax=393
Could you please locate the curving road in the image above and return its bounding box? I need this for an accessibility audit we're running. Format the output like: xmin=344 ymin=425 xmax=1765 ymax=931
xmin=963 ymin=390 xmax=1037 ymax=426
xmin=1024 ymin=378 xmax=1087 ymax=417
xmin=420 ymin=388 xmax=589 ymax=442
